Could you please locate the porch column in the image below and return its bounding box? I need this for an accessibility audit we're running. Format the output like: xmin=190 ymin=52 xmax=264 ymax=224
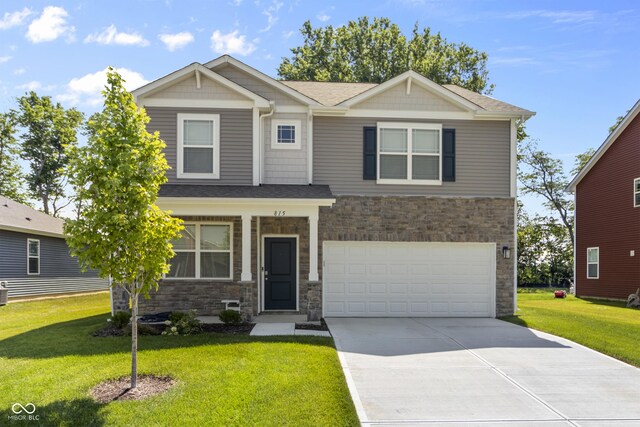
xmin=309 ymin=211 xmax=319 ymax=281
xmin=241 ymin=214 xmax=252 ymax=281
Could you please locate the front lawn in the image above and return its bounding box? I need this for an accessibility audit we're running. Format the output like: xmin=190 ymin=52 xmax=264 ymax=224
xmin=502 ymin=290 xmax=640 ymax=367
xmin=0 ymin=292 xmax=358 ymax=426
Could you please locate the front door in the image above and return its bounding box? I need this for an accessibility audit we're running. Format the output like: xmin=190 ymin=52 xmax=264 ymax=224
xmin=264 ymin=237 xmax=297 ymax=310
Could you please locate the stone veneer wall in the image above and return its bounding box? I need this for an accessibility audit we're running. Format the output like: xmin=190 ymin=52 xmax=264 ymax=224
xmin=317 ymin=196 xmax=516 ymax=317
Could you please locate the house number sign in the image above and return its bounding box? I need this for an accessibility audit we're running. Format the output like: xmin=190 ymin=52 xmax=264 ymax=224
xmin=274 ymin=210 xmax=286 ymax=216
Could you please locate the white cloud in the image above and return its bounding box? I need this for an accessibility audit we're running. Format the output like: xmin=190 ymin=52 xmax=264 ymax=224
xmin=84 ymin=25 xmax=149 ymax=46
xmin=26 ymin=6 xmax=75 ymax=43
xmin=58 ymin=67 xmax=148 ymax=106
xmin=17 ymin=81 xmax=42 ymax=91
xmin=282 ymin=30 xmax=294 ymax=39
xmin=210 ymin=30 xmax=256 ymax=56
xmin=159 ymin=32 xmax=194 ymax=51
xmin=14 ymin=67 xmax=26 ymax=75
xmin=260 ymin=0 xmax=283 ymax=32
xmin=505 ymin=9 xmax=597 ymax=24
xmin=0 ymin=8 xmax=33 ymax=30
xmin=0 ymin=56 xmax=11 ymax=64
xmin=317 ymin=12 xmax=330 ymax=22
xmin=231 ymin=0 xmax=243 ymax=5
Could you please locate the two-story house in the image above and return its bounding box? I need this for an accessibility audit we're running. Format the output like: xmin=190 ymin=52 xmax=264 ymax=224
xmin=118 ymin=55 xmax=533 ymax=320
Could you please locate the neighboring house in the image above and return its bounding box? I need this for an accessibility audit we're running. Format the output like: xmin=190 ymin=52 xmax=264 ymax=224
xmin=567 ymin=99 xmax=640 ymax=300
xmin=123 ymin=55 xmax=534 ymax=320
xmin=0 ymin=198 xmax=108 ymax=298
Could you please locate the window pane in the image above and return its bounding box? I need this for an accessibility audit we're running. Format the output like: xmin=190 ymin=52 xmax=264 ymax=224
xmin=168 ymin=252 xmax=196 ymax=277
xmin=171 ymin=225 xmax=196 ymax=250
xmin=636 ymin=193 xmax=640 ymax=206
xmin=28 ymin=241 xmax=39 ymax=257
xmin=28 ymin=258 xmax=39 ymax=274
xmin=588 ymin=263 xmax=598 ymax=278
xmin=184 ymin=120 xmax=213 ymax=146
xmin=587 ymin=249 xmax=598 ymax=263
xmin=412 ymin=156 xmax=439 ymax=180
xmin=380 ymin=155 xmax=407 ymax=179
xmin=201 ymin=252 xmax=231 ymax=278
xmin=413 ymin=129 xmax=439 ymax=153
xmin=184 ymin=147 xmax=214 ymax=174
xmin=277 ymin=125 xmax=296 ymax=144
xmin=636 ymin=179 xmax=640 ymax=192
xmin=380 ymin=129 xmax=407 ymax=152
xmin=201 ymin=225 xmax=230 ymax=250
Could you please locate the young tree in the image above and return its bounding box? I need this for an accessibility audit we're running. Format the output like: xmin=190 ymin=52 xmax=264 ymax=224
xmin=278 ymin=17 xmax=493 ymax=94
xmin=65 ymin=69 xmax=183 ymax=389
xmin=15 ymin=92 xmax=84 ymax=216
xmin=0 ymin=112 xmax=29 ymax=204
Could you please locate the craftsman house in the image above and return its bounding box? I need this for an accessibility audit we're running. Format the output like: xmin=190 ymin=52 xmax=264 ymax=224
xmin=118 ymin=55 xmax=534 ymax=320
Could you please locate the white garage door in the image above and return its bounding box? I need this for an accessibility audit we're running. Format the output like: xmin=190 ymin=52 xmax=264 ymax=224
xmin=323 ymin=241 xmax=495 ymax=317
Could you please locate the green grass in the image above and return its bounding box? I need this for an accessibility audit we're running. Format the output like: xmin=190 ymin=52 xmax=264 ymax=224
xmin=502 ymin=290 xmax=640 ymax=367
xmin=0 ymin=293 xmax=358 ymax=426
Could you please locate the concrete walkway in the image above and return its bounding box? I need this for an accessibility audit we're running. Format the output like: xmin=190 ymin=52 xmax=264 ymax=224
xmin=327 ymin=318 xmax=640 ymax=426
xmin=250 ymin=323 xmax=331 ymax=337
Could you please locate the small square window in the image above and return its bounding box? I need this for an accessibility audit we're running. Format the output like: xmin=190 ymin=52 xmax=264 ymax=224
xmin=271 ymin=120 xmax=301 ymax=149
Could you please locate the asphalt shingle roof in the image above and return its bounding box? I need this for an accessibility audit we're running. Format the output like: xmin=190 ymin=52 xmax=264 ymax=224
xmin=0 ymin=197 xmax=64 ymax=237
xmin=443 ymin=85 xmax=533 ymax=115
xmin=159 ymin=184 xmax=335 ymax=199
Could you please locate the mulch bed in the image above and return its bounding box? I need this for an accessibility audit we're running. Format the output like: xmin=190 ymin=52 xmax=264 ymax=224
xmin=92 ymin=324 xmax=126 ymax=337
xmin=295 ymin=318 xmax=329 ymax=331
xmin=201 ymin=323 xmax=255 ymax=334
xmin=90 ymin=375 xmax=176 ymax=403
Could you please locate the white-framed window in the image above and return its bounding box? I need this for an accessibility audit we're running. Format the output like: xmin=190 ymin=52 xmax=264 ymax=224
xmin=377 ymin=122 xmax=442 ymax=185
xmin=634 ymin=178 xmax=640 ymax=207
xmin=177 ymin=113 xmax=220 ymax=179
xmin=271 ymin=119 xmax=301 ymax=149
xmin=167 ymin=223 xmax=232 ymax=279
xmin=587 ymin=247 xmax=599 ymax=279
xmin=27 ymin=238 xmax=40 ymax=275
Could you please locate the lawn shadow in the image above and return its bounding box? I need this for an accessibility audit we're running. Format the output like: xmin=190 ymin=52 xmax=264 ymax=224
xmin=577 ymin=297 xmax=628 ymax=308
xmin=3 ymin=397 xmax=105 ymax=426
xmin=0 ymin=314 xmax=335 ymax=360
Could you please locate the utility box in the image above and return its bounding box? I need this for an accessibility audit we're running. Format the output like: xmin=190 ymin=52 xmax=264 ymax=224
xmin=0 ymin=281 xmax=8 ymax=306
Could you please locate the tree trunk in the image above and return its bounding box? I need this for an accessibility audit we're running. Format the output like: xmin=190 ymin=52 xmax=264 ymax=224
xmin=130 ymin=291 xmax=138 ymax=389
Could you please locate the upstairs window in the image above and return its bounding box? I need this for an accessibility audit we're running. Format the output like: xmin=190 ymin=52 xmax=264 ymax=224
xmin=587 ymin=247 xmax=599 ymax=279
xmin=635 ymin=178 xmax=640 ymax=207
xmin=271 ymin=120 xmax=301 ymax=149
xmin=177 ymin=113 xmax=220 ymax=179
xmin=377 ymin=123 xmax=442 ymax=184
xmin=27 ymin=239 xmax=40 ymax=275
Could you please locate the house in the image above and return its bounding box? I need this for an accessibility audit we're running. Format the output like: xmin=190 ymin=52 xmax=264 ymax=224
xmin=121 ymin=55 xmax=534 ymax=320
xmin=567 ymin=99 xmax=640 ymax=300
xmin=0 ymin=198 xmax=108 ymax=299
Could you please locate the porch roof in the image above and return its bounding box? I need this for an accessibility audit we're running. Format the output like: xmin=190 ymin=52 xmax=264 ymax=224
xmin=159 ymin=184 xmax=334 ymax=200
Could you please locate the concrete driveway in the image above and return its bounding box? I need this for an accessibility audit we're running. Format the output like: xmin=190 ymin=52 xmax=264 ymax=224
xmin=327 ymin=318 xmax=640 ymax=426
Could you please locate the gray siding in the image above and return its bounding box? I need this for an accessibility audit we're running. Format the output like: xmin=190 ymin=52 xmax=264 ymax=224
xmin=0 ymin=229 xmax=99 ymax=278
xmin=147 ymin=75 xmax=251 ymax=101
xmin=353 ymin=82 xmax=466 ymax=112
xmin=313 ymin=117 xmax=511 ymax=197
xmin=5 ymin=277 xmax=108 ymax=298
xmin=146 ymin=107 xmax=253 ymax=185
xmin=263 ymin=113 xmax=308 ymax=184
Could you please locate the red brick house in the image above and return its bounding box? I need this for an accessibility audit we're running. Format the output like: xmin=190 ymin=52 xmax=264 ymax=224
xmin=567 ymin=99 xmax=640 ymax=299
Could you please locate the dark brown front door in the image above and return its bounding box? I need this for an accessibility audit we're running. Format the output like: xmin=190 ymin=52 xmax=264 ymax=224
xmin=264 ymin=237 xmax=297 ymax=310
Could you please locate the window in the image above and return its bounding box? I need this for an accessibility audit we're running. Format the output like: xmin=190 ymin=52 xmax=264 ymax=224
xmin=177 ymin=113 xmax=220 ymax=179
xmin=377 ymin=122 xmax=442 ymax=184
xmin=27 ymin=239 xmax=39 ymax=275
xmin=271 ymin=120 xmax=301 ymax=149
xmin=168 ymin=223 xmax=232 ymax=279
xmin=635 ymin=178 xmax=640 ymax=207
xmin=587 ymin=247 xmax=599 ymax=279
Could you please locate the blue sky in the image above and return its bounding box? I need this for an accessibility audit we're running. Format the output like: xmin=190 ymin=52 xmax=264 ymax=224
xmin=1 ymin=0 xmax=639 ymax=213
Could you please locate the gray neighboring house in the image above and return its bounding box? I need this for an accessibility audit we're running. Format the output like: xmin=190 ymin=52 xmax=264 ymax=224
xmin=0 ymin=198 xmax=108 ymax=298
xmin=123 ymin=55 xmax=534 ymax=320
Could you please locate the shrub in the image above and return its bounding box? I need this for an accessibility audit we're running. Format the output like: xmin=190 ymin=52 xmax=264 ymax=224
xmin=219 ymin=309 xmax=242 ymax=325
xmin=162 ymin=310 xmax=201 ymax=336
xmin=111 ymin=311 xmax=131 ymax=329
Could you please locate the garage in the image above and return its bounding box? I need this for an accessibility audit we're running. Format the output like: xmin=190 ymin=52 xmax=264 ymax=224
xmin=323 ymin=241 xmax=496 ymax=317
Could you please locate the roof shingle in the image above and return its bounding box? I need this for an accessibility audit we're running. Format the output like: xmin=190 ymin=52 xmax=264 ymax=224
xmin=159 ymin=184 xmax=335 ymax=199
xmin=0 ymin=198 xmax=64 ymax=237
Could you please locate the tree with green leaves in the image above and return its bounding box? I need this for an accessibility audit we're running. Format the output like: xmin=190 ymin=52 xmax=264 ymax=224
xmin=0 ymin=112 xmax=29 ymax=204
xmin=278 ymin=17 xmax=493 ymax=94
xmin=15 ymin=92 xmax=84 ymax=216
xmin=65 ymin=69 xmax=183 ymax=389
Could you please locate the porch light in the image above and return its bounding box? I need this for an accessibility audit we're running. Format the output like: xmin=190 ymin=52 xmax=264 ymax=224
xmin=502 ymin=246 xmax=511 ymax=259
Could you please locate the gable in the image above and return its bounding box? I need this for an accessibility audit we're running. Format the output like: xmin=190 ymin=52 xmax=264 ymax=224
xmin=350 ymin=81 xmax=467 ymax=112
xmin=146 ymin=74 xmax=253 ymax=102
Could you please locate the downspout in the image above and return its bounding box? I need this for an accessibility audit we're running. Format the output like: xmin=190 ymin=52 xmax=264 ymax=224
xmin=259 ymin=101 xmax=275 ymax=184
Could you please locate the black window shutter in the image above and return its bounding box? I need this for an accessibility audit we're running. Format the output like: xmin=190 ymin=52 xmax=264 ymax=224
xmin=363 ymin=126 xmax=377 ymax=180
xmin=442 ymin=128 xmax=456 ymax=182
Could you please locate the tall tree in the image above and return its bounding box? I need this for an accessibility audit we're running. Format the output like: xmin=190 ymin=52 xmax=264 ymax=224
xmin=278 ymin=17 xmax=493 ymax=94
xmin=571 ymin=147 xmax=595 ymax=176
xmin=15 ymin=92 xmax=84 ymax=216
xmin=65 ymin=69 xmax=183 ymax=389
xmin=0 ymin=112 xmax=29 ymax=204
